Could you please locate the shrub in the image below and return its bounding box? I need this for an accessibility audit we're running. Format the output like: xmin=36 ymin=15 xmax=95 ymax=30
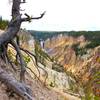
xmin=0 ymin=19 xmax=9 ymax=30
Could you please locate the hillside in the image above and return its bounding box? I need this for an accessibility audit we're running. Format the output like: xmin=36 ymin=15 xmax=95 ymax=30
xmin=41 ymin=32 xmax=100 ymax=99
xmin=29 ymin=30 xmax=100 ymax=48
xmin=0 ymin=29 xmax=100 ymax=100
xmin=27 ymin=30 xmax=100 ymax=99
xmin=0 ymin=29 xmax=81 ymax=100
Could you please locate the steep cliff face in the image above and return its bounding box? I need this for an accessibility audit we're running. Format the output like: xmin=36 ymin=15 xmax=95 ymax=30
xmin=44 ymin=34 xmax=100 ymax=97
xmin=0 ymin=30 xmax=81 ymax=100
xmin=44 ymin=34 xmax=86 ymax=70
xmin=0 ymin=29 xmax=99 ymax=99
xmin=19 ymin=31 xmax=81 ymax=99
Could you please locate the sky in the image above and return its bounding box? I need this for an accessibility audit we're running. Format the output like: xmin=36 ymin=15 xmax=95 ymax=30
xmin=0 ymin=0 xmax=100 ymax=31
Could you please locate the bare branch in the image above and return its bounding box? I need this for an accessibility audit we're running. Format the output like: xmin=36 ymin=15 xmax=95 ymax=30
xmin=21 ymin=11 xmax=46 ymax=22
xmin=10 ymin=40 xmax=26 ymax=82
xmin=0 ymin=0 xmax=46 ymax=99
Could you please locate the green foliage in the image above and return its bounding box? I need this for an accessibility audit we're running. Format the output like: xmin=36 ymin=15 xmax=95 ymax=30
xmin=8 ymin=49 xmax=15 ymax=61
xmin=23 ymin=55 xmax=31 ymax=65
xmin=86 ymin=41 xmax=100 ymax=49
xmin=72 ymin=43 xmax=87 ymax=56
xmin=49 ymin=82 xmax=55 ymax=87
xmin=66 ymin=31 xmax=100 ymax=49
xmin=94 ymin=96 xmax=100 ymax=100
xmin=0 ymin=19 xmax=9 ymax=30
xmin=29 ymin=30 xmax=62 ymax=41
xmin=8 ymin=49 xmax=31 ymax=65
xmin=31 ymin=30 xmax=100 ymax=99
xmin=52 ymin=63 xmax=64 ymax=72
xmin=93 ymin=71 xmax=100 ymax=80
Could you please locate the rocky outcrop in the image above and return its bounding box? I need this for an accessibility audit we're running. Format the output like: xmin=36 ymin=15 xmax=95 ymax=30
xmin=0 ymin=30 xmax=68 ymax=100
xmin=44 ymin=34 xmax=100 ymax=97
xmin=18 ymin=30 xmax=82 ymax=100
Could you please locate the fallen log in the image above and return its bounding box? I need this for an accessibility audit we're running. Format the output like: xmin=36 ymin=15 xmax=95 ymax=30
xmin=0 ymin=67 xmax=34 ymax=100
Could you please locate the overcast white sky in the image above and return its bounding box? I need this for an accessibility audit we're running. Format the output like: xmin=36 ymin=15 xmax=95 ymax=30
xmin=0 ymin=0 xmax=100 ymax=31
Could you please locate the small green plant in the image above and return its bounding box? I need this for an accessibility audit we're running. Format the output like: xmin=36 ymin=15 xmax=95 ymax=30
xmin=49 ymin=82 xmax=55 ymax=87
xmin=7 ymin=49 xmax=15 ymax=61
xmin=23 ymin=55 xmax=31 ymax=65
xmin=72 ymin=43 xmax=87 ymax=56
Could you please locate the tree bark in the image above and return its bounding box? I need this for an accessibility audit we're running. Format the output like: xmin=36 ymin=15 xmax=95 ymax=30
xmin=0 ymin=0 xmax=45 ymax=99
xmin=0 ymin=0 xmax=45 ymax=46
xmin=0 ymin=0 xmax=21 ymax=46
xmin=0 ymin=67 xmax=34 ymax=100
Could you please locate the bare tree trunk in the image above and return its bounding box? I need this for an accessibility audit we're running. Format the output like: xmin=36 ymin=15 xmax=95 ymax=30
xmin=0 ymin=0 xmax=45 ymax=46
xmin=0 ymin=0 xmax=21 ymax=45
xmin=0 ymin=0 xmax=45 ymax=80
xmin=0 ymin=0 xmax=45 ymax=99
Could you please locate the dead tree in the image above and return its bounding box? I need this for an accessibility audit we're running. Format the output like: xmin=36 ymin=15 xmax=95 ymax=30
xmin=0 ymin=0 xmax=45 ymax=99
xmin=0 ymin=0 xmax=45 ymax=81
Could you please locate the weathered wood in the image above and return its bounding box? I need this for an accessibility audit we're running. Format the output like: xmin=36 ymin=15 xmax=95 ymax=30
xmin=0 ymin=0 xmax=45 ymax=99
xmin=0 ymin=0 xmax=45 ymax=46
xmin=0 ymin=0 xmax=21 ymax=45
xmin=0 ymin=67 xmax=34 ymax=100
xmin=11 ymin=40 xmax=26 ymax=82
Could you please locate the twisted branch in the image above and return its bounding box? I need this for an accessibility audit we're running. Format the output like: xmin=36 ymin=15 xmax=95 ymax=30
xmin=0 ymin=0 xmax=45 ymax=99
xmin=10 ymin=40 xmax=26 ymax=82
xmin=20 ymin=47 xmax=48 ymax=85
xmin=21 ymin=11 xmax=46 ymax=22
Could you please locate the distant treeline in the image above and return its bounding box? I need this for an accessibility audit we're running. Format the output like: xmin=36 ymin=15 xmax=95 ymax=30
xmin=28 ymin=30 xmax=65 ymax=41
xmin=0 ymin=19 xmax=9 ymax=30
xmin=69 ymin=31 xmax=100 ymax=48
xmin=29 ymin=30 xmax=100 ymax=48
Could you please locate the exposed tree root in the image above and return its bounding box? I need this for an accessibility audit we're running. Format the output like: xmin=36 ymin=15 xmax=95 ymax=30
xmin=8 ymin=44 xmax=48 ymax=85
xmin=10 ymin=40 xmax=26 ymax=82
xmin=0 ymin=0 xmax=45 ymax=99
xmin=20 ymin=47 xmax=41 ymax=78
xmin=26 ymin=66 xmax=43 ymax=84
xmin=20 ymin=48 xmax=48 ymax=85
